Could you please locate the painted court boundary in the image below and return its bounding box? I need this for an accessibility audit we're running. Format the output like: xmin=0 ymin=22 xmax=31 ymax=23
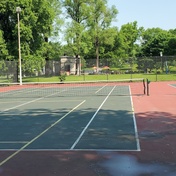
xmin=0 ymin=85 xmax=141 ymax=166
xmin=128 ymin=86 xmax=141 ymax=151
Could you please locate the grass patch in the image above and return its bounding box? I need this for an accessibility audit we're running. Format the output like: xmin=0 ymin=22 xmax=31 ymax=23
xmin=21 ymin=73 xmax=176 ymax=83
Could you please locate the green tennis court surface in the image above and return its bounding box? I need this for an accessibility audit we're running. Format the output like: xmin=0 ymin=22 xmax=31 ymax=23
xmin=0 ymin=81 xmax=143 ymax=151
xmin=170 ymin=84 xmax=176 ymax=88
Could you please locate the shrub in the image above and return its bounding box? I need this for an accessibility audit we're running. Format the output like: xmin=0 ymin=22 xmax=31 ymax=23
xmin=58 ymin=74 xmax=66 ymax=82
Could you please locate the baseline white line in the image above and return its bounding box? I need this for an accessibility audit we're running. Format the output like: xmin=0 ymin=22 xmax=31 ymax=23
xmin=70 ymin=86 xmax=116 ymax=150
xmin=0 ymin=100 xmax=86 ymax=166
xmin=0 ymin=149 xmax=141 ymax=152
xmin=129 ymin=86 xmax=141 ymax=151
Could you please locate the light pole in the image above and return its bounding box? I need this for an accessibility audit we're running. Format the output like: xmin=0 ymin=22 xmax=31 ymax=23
xmin=160 ymin=51 xmax=163 ymax=72
xmin=16 ymin=7 xmax=22 ymax=85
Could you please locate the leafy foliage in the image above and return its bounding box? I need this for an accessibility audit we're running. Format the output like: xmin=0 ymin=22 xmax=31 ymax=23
xmin=0 ymin=0 xmax=176 ymax=77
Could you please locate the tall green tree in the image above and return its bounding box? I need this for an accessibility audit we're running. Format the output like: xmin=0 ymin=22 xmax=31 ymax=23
xmin=140 ymin=28 xmax=171 ymax=56
xmin=87 ymin=0 xmax=118 ymax=69
xmin=165 ymin=29 xmax=176 ymax=55
xmin=167 ymin=37 xmax=176 ymax=55
xmin=0 ymin=0 xmax=61 ymax=58
xmin=0 ymin=0 xmax=62 ymax=77
xmin=99 ymin=27 xmax=119 ymax=66
xmin=62 ymin=0 xmax=91 ymax=56
xmin=118 ymin=21 xmax=140 ymax=58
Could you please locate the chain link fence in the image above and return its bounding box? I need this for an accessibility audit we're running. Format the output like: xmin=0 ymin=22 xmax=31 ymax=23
xmin=0 ymin=56 xmax=176 ymax=83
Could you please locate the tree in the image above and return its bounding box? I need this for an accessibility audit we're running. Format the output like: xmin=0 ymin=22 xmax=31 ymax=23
xmin=0 ymin=30 xmax=9 ymax=59
xmin=136 ymin=28 xmax=176 ymax=73
xmin=100 ymin=27 xmax=119 ymax=67
xmin=0 ymin=0 xmax=62 ymax=78
xmin=140 ymin=28 xmax=171 ymax=56
xmin=62 ymin=0 xmax=91 ymax=56
xmin=167 ymin=37 xmax=176 ymax=55
xmin=87 ymin=0 xmax=118 ymax=70
xmin=166 ymin=29 xmax=176 ymax=55
xmin=118 ymin=21 xmax=140 ymax=58
xmin=0 ymin=0 xmax=61 ymax=58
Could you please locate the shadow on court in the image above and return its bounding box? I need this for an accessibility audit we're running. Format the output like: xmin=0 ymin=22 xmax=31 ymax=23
xmin=0 ymin=108 xmax=137 ymax=150
xmin=0 ymin=109 xmax=176 ymax=176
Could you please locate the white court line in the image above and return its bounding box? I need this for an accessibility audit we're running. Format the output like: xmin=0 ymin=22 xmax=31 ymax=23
xmin=2 ymin=84 xmax=63 ymax=97
xmin=0 ymin=97 xmax=44 ymax=113
xmin=95 ymin=84 xmax=108 ymax=94
xmin=0 ymin=89 xmax=68 ymax=113
xmin=0 ymin=141 xmax=28 ymax=144
xmin=0 ymin=148 xmax=141 ymax=152
xmin=128 ymin=85 xmax=141 ymax=151
xmin=70 ymin=86 xmax=116 ymax=150
xmin=168 ymin=84 xmax=176 ymax=88
xmin=0 ymin=100 xmax=86 ymax=166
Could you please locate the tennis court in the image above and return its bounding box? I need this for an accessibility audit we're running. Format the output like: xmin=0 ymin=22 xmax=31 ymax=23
xmin=1 ymin=80 xmax=176 ymax=176
xmin=0 ymin=80 xmax=144 ymax=164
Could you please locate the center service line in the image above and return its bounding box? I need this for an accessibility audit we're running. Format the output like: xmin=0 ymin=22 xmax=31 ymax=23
xmin=70 ymin=86 xmax=116 ymax=150
xmin=0 ymin=100 xmax=86 ymax=167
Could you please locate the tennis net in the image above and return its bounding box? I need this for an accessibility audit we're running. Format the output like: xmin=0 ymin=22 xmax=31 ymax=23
xmin=0 ymin=78 xmax=146 ymax=98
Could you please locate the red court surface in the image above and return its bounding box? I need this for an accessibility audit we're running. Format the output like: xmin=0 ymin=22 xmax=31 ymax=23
xmin=0 ymin=81 xmax=176 ymax=176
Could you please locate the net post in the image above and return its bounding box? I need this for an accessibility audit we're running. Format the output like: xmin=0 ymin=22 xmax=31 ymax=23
xmin=146 ymin=78 xmax=150 ymax=96
xmin=143 ymin=79 xmax=146 ymax=95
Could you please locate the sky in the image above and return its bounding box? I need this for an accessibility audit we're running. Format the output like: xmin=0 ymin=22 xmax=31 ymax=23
xmin=108 ymin=0 xmax=176 ymax=30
